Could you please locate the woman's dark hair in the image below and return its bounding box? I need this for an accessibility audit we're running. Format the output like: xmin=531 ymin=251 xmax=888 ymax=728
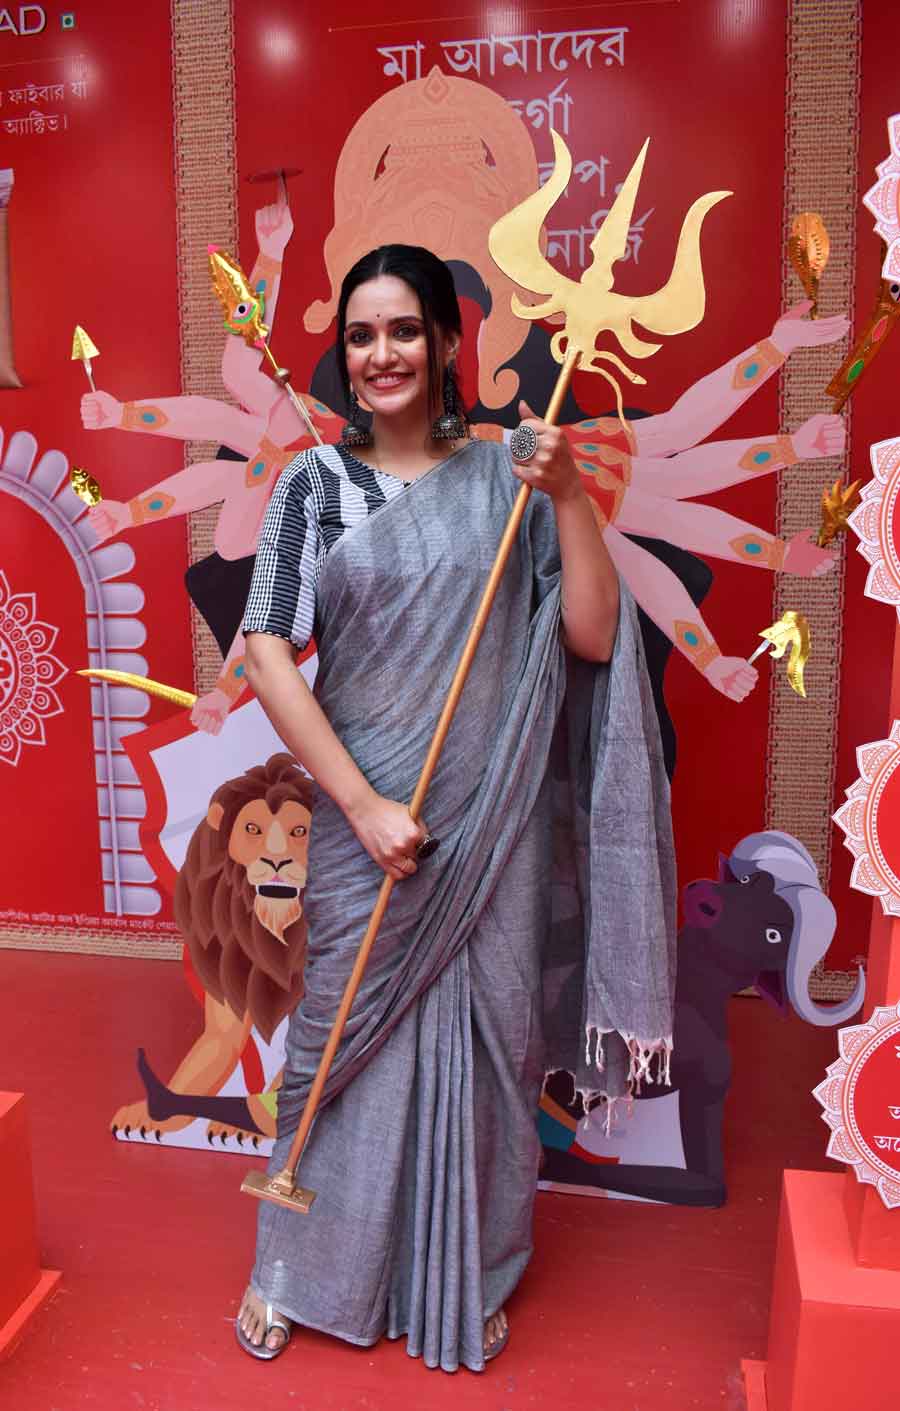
xmin=335 ymin=245 xmax=463 ymax=416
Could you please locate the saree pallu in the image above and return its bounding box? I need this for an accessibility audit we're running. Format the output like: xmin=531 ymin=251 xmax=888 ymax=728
xmin=251 ymin=439 xmax=675 ymax=1372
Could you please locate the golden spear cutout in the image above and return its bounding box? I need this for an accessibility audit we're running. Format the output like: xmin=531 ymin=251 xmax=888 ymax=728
xmin=748 ymin=611 xmax=810 ymax=698
xmin=241 ymin=130 xmax=732 ymax=1217
xmin=207 ymin=246 xmax=323 ymax=446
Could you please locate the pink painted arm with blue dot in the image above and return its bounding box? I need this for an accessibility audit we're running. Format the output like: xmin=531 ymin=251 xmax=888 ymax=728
xmin=78 ymin=196 xmax=339 ymax=734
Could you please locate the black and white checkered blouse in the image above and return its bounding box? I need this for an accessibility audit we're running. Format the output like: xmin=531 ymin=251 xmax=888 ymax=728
xmin=242 ymin=443 xmax=409 ymax=651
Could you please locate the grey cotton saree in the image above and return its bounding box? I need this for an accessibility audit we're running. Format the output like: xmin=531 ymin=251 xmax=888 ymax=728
xmin=250 ymin=438 xmax=676 ymax=1372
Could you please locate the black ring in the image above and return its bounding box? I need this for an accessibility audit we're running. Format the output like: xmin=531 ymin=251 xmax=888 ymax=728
xmin=509 ymin=424 xmax=538 ymax=463
xmin=416 ymin=834 xmax=441 ymax=860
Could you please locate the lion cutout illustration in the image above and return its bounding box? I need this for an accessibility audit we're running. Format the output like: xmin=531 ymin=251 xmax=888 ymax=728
xmin=111 ymin=754 xmax=313 ymax=1146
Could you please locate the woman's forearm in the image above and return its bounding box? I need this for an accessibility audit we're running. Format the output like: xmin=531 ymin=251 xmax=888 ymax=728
xmin=244 ymin=636 xmax=374 ymax=818
xmin=554 ymin=487 xmax=619 ymax=662
xmin=245 ymin=633 xmax=429 ymax=878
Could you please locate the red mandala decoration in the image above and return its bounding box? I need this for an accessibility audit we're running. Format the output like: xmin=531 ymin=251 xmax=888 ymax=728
xmin=0 ymin=569 xmax=67 ymax=767
xmin=834 ymin=720 xmax=900 ymax=916
xmin=814 ymin=1002 xmax=900 ymax=1210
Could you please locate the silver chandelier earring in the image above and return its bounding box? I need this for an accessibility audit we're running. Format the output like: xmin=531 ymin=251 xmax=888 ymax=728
xmin=431 ymin=359 xmax=468 ymax=441
xmin=341 ymin=388 xmax=372 ymax=448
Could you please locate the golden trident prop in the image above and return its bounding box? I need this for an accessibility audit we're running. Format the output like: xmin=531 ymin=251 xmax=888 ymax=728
xmin=233 ymin=131 xmax=730 ymax=1213
xmin=490 ymin=130 xmax=731 ymax=423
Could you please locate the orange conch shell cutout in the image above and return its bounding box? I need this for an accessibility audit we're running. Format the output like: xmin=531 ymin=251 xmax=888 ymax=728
xmin=788 ymin=212 xmax=830 ymax=316
xmin=304 ymin=67 xmax=540 ymax=409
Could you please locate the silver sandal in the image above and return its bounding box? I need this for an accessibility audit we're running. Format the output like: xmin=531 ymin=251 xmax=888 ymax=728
xmin=235 ymin=1302 xmax=291 ymax=1361
xmin=483 ymin=1314 xmax=510 ymax=1364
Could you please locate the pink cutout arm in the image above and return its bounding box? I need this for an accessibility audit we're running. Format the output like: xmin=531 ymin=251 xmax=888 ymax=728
xmin=632 ymin=305 xmax=849 ymax=457
xmin=222 ymin=199 xmax=294 ymax=414
xmin=217 ymin=627 xmax=248 ymax=685
xmin=632 ymin=342 xmax=783 ymax=457
xmin=121 ymin=395 xmax=266 ymax=455
xmin=132 ymin=457 xmax=243 ymax=519
xmin=220 ymin=335 xmax=280 ymax=419
xmin=603 ymin=524 xmax=721 ymax=661
xmin=628 ymin=435 xmax=792 ymax=498
xmin=619 ymin=487 xmax=780 ymax=565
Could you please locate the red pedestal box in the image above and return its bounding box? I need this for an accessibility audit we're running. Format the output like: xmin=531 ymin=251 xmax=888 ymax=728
xmin=748 ymin=1169 xmax=900 ymax=1411
xmin=0 ymin=1092 xmax=60 ymax=1361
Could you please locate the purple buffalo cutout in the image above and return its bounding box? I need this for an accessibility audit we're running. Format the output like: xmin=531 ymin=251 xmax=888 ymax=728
xmin=540 ymin=829 xmax=865 ymax=1205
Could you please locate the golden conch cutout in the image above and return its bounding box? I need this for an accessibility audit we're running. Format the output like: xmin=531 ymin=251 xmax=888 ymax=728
xmin=488 ymin=129 xmax=731 ymax=419
xmin=788 ymin=212 xmax=830 ymax=317
xmin=70 ymin=465 xmax=102 ymax=506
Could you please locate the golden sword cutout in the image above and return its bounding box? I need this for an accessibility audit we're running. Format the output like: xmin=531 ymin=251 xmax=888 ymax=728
xmin=77 ymin=668 xmax=197 ymax=708
xmin=748 ymin=611 xmax=810 ymax=698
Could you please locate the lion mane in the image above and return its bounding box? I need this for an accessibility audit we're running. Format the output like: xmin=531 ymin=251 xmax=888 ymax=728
xmin=174 ymin=753 xmax=314 ymax=1042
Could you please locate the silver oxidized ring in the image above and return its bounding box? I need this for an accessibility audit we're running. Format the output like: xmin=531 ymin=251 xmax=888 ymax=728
xmin=416 ymin=834 xmax=440 ymax=860
xmin=509 ymin=424 xmax=538 ymax=464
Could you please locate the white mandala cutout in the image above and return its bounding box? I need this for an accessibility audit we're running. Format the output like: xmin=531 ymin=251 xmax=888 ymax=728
xmin=0 ymin=569 xmax=66 ymax=766
xmin=833 ymin=720 xmax=900 ymax=916
xmin=862 ymin=113 xmax=900 ymax=282
xmin=848 ymin=436 xmax=900 ymax=617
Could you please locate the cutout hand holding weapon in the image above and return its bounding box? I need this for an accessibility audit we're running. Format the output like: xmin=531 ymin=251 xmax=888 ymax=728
xmin=748 ymin=611 xmax=811 ymax=698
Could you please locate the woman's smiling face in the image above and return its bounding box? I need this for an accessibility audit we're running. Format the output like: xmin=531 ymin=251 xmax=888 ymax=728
xmin=344 ymin=274 xmax=453 ymax=422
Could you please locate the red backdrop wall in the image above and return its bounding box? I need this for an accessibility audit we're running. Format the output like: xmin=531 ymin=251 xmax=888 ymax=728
xmin=0 ymin=0 xmax=896 ymax=966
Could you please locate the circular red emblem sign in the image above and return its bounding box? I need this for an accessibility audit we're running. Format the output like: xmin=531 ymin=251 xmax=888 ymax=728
xmin=816 ymin=1002 xmax=900 ymax=1208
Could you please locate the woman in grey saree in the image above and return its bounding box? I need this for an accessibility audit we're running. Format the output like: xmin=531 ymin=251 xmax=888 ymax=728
xmin=237 ymin=246 xmax=675 ymax=1373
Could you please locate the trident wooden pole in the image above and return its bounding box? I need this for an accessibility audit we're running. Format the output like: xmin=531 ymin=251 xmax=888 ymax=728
xmin=257 ymin=340 xmax=324 ymax=446
xmin=241 ymin=346 xmax=580 ymax=1213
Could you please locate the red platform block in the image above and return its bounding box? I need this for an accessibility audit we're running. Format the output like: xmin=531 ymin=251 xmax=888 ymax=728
xmin=741 ymin=1358 xmax=768 ymax=1409
xmin=761 ymin=1169 xmax=900 ymax=1411
xmin=0 ymin=1092 xmax=60 ymax=1361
